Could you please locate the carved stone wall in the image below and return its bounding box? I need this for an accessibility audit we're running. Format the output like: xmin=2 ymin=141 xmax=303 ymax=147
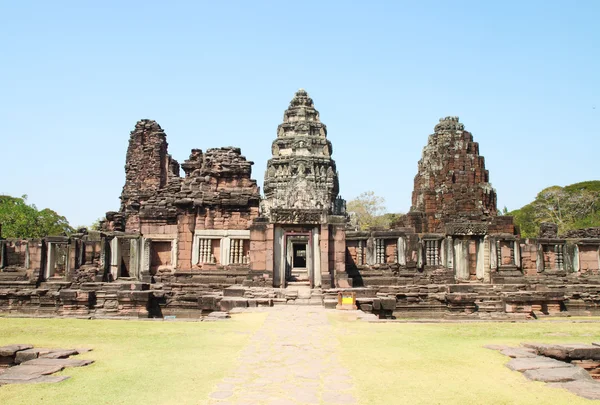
xmin=262 ymin=89 xmax=342 ymax=220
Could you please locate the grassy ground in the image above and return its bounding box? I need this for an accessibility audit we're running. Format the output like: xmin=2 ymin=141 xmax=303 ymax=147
xmin=0 ymin=314 xmax=265 ymax=405
xmin=331 ymin=315 xmax=600 ymax=405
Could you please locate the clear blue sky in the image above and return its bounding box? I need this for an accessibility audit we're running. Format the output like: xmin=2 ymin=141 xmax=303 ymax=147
xmin=1 ymin=1 xmax=598 ymax=227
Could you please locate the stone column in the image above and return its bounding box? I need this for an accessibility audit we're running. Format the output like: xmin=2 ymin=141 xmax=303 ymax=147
xmin=0 ymin=241 xmax=5 ymax=270
xmin=536 ymin=244 xmax=544 ymax=272
xmin=454 ymin=238 xmax=469 ymax=281
xmin=249 ymin=220 xmax=267 ymax=273
xmin=320 ymin=224 xmax=330 ymax=286
xmin=312 ymin=227 xmax=321 ymax=287
xmin=445 ymin=237 xmax=454 ymax=269
xmin=475 ymin=237 xmax=486 ymax=281
xmin=129 ymin=238 xmax=140 ymax=280
xmin=273 ymin=227 xmax=284 ymax=287
xmin=397 ymin=237 xmax=406 ymax=266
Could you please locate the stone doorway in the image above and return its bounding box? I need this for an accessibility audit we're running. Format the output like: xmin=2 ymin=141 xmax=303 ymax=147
xmin=285 ymin=234 xmax=312 ymax=285
xmin=292 ymin=243 xmax=307 ymax=269
xmin=454 ymin=236 xmax=485 ymax=282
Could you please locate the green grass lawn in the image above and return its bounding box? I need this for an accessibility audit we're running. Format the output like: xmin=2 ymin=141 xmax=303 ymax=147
xmin=0 ymin=314 xmax=265 ymax=405
xmin=331 ymin=316 xmax=600 ymax=405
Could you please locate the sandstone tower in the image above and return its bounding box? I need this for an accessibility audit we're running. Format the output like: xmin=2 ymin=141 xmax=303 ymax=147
xmin=262 ymin=89 xmax=342 ymax=221
xmin=250 ymin=89 xmax=347 ymax=289
xmin=410 ymin=116 xmax=497 ymax=233
xmin=118 ymin=119 xmax=180 ymax=232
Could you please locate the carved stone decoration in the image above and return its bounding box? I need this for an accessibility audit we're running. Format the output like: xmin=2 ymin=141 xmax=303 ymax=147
xmin=271 ymin=209 xmax=323 ymax=224
xmin=445 ymin=223 xmax=489 ymax=236
xmin=262 ymin=89 xmax=343 ymax=223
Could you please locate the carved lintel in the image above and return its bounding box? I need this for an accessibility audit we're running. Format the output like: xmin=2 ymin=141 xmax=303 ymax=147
xmin=445 ymin=223 xmax=488 ymax=236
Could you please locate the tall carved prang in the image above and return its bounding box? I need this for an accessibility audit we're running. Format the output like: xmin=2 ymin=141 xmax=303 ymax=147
xmin=262 ymin=89 xmax=343 ymax=221
xmin=119 ymin=119 xmax=180 ymax=231
xmin=409 ymin=116 xmax=498 ymax=233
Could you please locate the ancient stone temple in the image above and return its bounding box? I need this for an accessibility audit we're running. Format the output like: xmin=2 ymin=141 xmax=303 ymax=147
xmin=250 ymin=89 xmax=347 ymax=289
xmin=2 ymin=91 xmax=600 ymax=320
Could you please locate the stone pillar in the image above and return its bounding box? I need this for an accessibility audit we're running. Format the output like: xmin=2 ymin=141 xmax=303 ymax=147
xmin=312 ymin=227 xmax=321 ymax=287
xmin=515 ymin=241 xmax=521 ymax=269
xmin=249 ymin=220 xmax=267 ymax=273
xmin=140 ymin=238 xmax=152 ymax=282
xmin=454 ymin=239 xmax=469 ymax=281
xmin=110 ymin=238 xmax=120 ymax=280
xmin=397 ymin=237 xmax=406 ymax=266
xmin=176 ymin=213 xmax=194 ymax=271
xmin=482 ymin=236 xmax=491 ymax=283
xmin=536 ymin=244 xmax=544 ymax=272
xmin=46 ymin=243 xmax=56 ymax=279
xmin=129 ymin=238 xmax=140 ymax=280
xmin=445 ymin=237 xmax=454 ymax=269
xmin=417 ymin=239 xmax=423 ymax=270
xmin=475 ymin=237 xmax=485 ymax=281
xmin=0 ymin=241 xmax=5 ymax=270
xmin=265 ymin=224 xmax=274 ymax=277
xmin=332 ymin=224 xmax=348 ymax=287
xmin=573 ymin=244 xmax=580 ymax=273
xmin=489 ymin=238 xmax=497 ymax=270
xmin=320 ymin=224 xmax=330 ymax=286
xmin=366 ymin=236 xmax=375 ymax=265
xmin=273 ymin=227 xmax=285 ymax=287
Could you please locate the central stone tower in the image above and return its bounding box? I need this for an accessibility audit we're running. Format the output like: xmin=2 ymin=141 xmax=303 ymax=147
xmin=262 ymin=89 xmax=341 ymax=220
xmin=249 ymin=89 xmax=347 ymax=289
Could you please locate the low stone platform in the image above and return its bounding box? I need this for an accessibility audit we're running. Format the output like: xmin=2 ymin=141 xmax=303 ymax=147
xmin=0 ymin=345 xmax=93 ymax=386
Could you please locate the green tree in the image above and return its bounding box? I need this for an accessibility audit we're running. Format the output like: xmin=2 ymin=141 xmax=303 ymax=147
xmin=347 ymin=191 xmax=402 ymax=230
xmin=509 ymin=181 xmax=600 ymax=237
xmin=0 ymin=195 xmax=73 ymax=238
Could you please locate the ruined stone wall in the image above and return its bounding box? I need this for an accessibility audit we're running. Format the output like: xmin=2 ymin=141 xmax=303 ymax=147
xmin=118 ymin=120 xmax=180 ymax=232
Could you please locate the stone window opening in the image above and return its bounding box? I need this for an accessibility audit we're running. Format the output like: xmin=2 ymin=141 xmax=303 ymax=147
xmin=46 ymin=242 xmax=69 ymax=279
xmin=375 ymin=238 xmax=386 ymax=264
xmin=373 ymin=239 xmax=398 ymax=265
xmin=496 ymin=240 xmax=516 ymax=267
xmin=229 ymin=239 xmax=249 ymax=265
xmin=198 ymin=238 xmax=217 ymax=264
xmin=541 ymin=243 xmax=566 ymax=271
xmin=424 ymin=239 xmax=441 ymax=266
xmin=356 ymin=240 xmax=366 ymax=265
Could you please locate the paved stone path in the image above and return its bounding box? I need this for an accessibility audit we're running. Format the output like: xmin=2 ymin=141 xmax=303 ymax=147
xmin=208 ymin=306 xmax=358 ymax=405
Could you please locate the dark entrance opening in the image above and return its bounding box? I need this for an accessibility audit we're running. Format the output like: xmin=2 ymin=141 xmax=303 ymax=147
xmin=292 ymin=243 xmax=307 ymax=268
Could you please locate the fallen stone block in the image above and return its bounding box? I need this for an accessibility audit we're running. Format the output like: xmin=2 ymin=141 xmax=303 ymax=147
xmin=0 ymin=344 xmax=33 ymax=357
xmin=205 ymin=311 xmax=230 ymax=320
xmin=0 ymin=364 xmax=65 ymax=382
xmin=21 ymin=358 xmax=94 ymax=368
xmin=40 ymin=349 xmax=79 ymax=359
xmin=506 ymin=356 xmax=574 ymax=372
xmin=548 ymin=380 xmax=600 ymax=400
xmin=15 ymin=348 xmax=53 ymax=364
xmin=500 ymin=347 xmax=537 ymax=359
xmin=0 ymin=375 xmax=70 ymax=385
xmin=523 ymin=343 xmax=600 ymax=361
xmin=523 ymin=366 xmax=592 ymax=383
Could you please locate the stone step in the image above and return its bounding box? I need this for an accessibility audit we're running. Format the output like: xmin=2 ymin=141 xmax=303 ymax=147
xmin=223 ymin=286 xmax=247 ymax=297
xmin=287 ymin=298 xmax=323 ymax=306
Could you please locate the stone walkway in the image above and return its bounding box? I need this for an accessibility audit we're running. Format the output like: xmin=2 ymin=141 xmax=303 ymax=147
xmin=208 ymin=306 xmax=357 ymax=405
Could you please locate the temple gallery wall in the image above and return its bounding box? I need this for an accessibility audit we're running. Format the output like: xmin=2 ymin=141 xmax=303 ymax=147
xmin=1 ymin=89 xmax=600 ymax=319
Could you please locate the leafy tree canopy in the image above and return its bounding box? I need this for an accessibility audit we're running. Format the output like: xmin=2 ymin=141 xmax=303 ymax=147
xmin=347 ymin=191 xmax=404 ymax=230
xmin=0 ymin=195 xmax=74 ymax=238
xmin=508 ymin=181 xmax=600 ymax=238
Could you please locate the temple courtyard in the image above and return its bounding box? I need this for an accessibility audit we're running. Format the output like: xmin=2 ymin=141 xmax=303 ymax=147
xmin=1 ymin=311 xmax=600 ymax=404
